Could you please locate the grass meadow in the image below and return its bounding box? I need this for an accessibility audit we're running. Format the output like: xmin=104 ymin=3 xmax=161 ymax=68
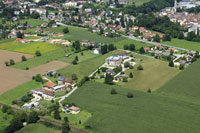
xmin=0 ymin=41 xmax=60 ymax=54
xmin=0 ymin=81 xmax=42 ymax=105
xmin=65 ymin=81 xmax=200 ymax=133
xmin=162 ymin=39 xmax=200 ymax=51
xmin=157 ymin=59 xmax=200 ymax=105
xmin=122 ymin=53 xmax=180 ymax=91
xmin=0 ymin=110 xmax=13 ymax=133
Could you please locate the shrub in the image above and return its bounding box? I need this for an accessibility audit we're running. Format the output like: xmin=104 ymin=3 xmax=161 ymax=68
xmin=85 ymin=125 xmax=92 ymax=129
xmin=5 ymin=61 xmax=9 ymax=66
xmin=129 ymin=72 xmax=133 ymax=78
xmin=110 ymin=89 xmax=117 ymax=95
xmin=127 ymin=92 xmax=134 ymax=98
xmin=122 ymin=77 xmax=128 ymax=82
xmin=21 ymin=55 xmax=27 ymax=61
xmin=137 ymin=65 xmax=143 ymax=70
xmin=72 ymin=59 xmax=77 ymax=65
xmin=35 ymin=50 xmax=41 ymax=56
xmin=72 ymin=74 xmax=78 ymax=80
xmin=9 ymin=59 xmax=15 ymax=65
xmin=147 ymin=88 xmax=151 ymax=93
xmin=124 ymin=62 xmax=130 ymax=68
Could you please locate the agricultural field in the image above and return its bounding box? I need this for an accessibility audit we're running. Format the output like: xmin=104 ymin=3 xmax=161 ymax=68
xmin=122 ymin=53 xmax=180 ymax=91
xmin=16 ymin=123 xmax=61 ymax=133
xmin=46 ymin=26 xmax=124 ymax=43
xmin=162 ymin=39 xmax=200 ymax=51
xmin=58 ymin=50 xmax=118 ymax=81
xmin=157 ymin=60 xmax=200 ymax=105
xmin=0 ymin=110 xmax=13 ymax=133
xmin=19 ymin=19 xmax=48 ymax=26
xmin=112 ymin=38 xmax=153 ymax=50
xmin=0 ymin=81 xmax=42 ymax=105
xmin=0 ymin=41 xmax=60 ymax=54
xmin=65 ymin=81 xmax=200 ymax=133
xmin=12 ymin=48 xmax=70 ymax=70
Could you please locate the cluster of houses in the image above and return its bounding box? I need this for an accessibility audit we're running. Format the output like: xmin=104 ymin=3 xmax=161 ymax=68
xmin=159 ymin=0 xmax=200 ymax=35
xmin=93 ymin=51 xmax=135 ymax=82
xmin=143 ymin=45 xmax=197 ymax=67
xmin=128 ymin=26 xmax=164 ymax=41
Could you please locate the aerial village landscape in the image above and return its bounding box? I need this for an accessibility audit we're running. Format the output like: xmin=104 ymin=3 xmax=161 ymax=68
xmin=0 ymin=0 xmax=200 ymax=132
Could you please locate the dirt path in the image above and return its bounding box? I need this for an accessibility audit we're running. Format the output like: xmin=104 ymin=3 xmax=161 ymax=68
xmin=0 ymin=50 xmax=68 ymax=95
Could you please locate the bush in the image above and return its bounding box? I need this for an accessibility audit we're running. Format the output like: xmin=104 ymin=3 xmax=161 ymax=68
xmin=35 ymin=50 xmax=41 ymax=56
xmin=110 ymin=89 xmax=117 ymax=95
xmin=2 ymin=105 xmax=8 ymax=113
xmin=147 ymin=88 xmax=151 ymax=93
xmin=85 ymin=125 xmax=92 ymax=129
xmin=101 ymin=67 xmax=108 ymax=72
xmin=129 ymin=65 xmax=133 ymax=69
xmin=127 ymin=92 xmax=134 ymax=98
xmin=72 ymin=59 xmax=77 ymax=65
xmin=35 ymin=74 xmax=42 ymax=82
xmin=5 ymin=61 xmax=9 ymax=66
xmin=129 ymin=72 xmax=133 ymax=78
xmin=63 ymin=27 xmax=69 ymax=34
xmin=21 ymin=55 xmax=27 ymax=61
xmin=124 ymin=62 xmax=130 ymax=68
xmin=72 ymin=74 xmax=78 ymax=80
xmin=179 ymin=64 xmax=184 ymax=70
xmin=122 ymin=77 xmax=128 ymax=82
xmin=28 ymin=111 xmax=39 ymax=123
xmin=9 ymin=59 xmax=15 ymax=65
xmin=137 ymin=65 xmax=143 ymax=70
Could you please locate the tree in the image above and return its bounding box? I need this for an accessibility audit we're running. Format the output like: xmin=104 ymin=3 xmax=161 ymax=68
xmin=4 ymin=116 xmax=23 ymax=133
xmin=186 ymin=31 xmax=196 ymax=41
xmin=179 ymin=64 xmax=184 ymax=70
xmin=21 ymin=55 xmax=27 ymax=61
xmin=63 ymin=27 xmax=69 ymax=34
xmin=101 ymin=45 xmax=108 ymax=55
xmin=139 ymin=47 xmax=145 ymax=54
xmin=5 ymin=61 xmax=9 ymax=66
xmin=124 ymin=62 xmax=130 ymax=68
xmin=28 ymin=111 xmax=39 ymax=123
xmin=35 ymin=74 xmax=42 ymax=82
xmin=123 ymin=44 xmax=129 ymax=50
xmin=16 ymin=32 xmax=24 ymax=39
xmin=75 ymin=56 xmax=79 ymax=61
xmin=110 ymin=89 xmax=117 ymax=95
xmin=54 ymin=109 xmax=61 ymax=120
xmin=108 ymin=44 xmax=115 ymax=51
xmin=168 ymin=60 xmax=174 ymax=67
xmin=62 ymin=117 xmax=70 ymax=133
xmin=72 ymin=59 xmax=77 ymax=65
xmin=35 ymin=50 xmax=41 ymax=56
xmin=194 ymin=51 xmax=199 ymax=58
xmin=147 ymin=88 xmax=151 ymax=93
xmin=153 ymin=34 xmax=160 ymax=42
xmin=9 ymin=59 xmax=15 ymax=65
xmin=129 ymin=44 xmax=135 ymax=51
xmin=162 ymin=34 xmax=171 ymax=41
xmin=104 ymin=73 xmax=113 ymax=85
xmin=129 ymin=72 xmax=133 ymax=78
xmin=72 ymin=74 xmax=78 ymax=80
xmin=137 ymin=65 xmax=143 ymax=70
xmin=127 ymin=92 xmax=133 ymax=98
xmin=122 ymin=77 xmax=128 ymax=82
xmin=2 ymin=105 xmax=8 ymax=113
xmin=178 ymin=32 xmax=184 ymax=39
xmin=73 ymin=40 xmax=81 ymax=52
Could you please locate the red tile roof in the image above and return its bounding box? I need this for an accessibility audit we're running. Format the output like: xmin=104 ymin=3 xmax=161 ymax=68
xmin=44 ymin=82 xmax=56 ymax=88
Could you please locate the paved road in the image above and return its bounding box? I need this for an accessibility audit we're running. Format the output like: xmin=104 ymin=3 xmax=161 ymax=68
xmin=122 ymin=35 xmax=194 ymax=52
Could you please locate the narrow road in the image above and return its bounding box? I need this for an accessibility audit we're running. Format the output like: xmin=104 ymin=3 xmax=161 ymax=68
xmin=122 ymin=35 xmax=193 ymax=52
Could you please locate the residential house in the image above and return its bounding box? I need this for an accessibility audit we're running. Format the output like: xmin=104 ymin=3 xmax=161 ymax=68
xmin=106 ymin=68 xmax=115 ymax=75
xmin=32 ymin=88 xmax=54 ymax=100
xmin=106 ymin=56 xmax=122 ymax=66
xmin=69 ymin=106 xmax=80 ymax=114
xmin=43 ymin=82 xmax=57 ymax=90
xmin=93 ymin=48 xmax=101 ymax=54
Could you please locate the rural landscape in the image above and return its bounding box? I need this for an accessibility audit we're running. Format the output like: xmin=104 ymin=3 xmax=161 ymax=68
xmin=0 ymin=0 xmax=200 ymax=132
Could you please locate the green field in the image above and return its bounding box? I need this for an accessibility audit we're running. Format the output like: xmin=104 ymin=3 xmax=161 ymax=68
xmin=46 ymin=26 xmax=124 ymax=43
xmin=20 ymin=19 xmax=48 ymax=26
xmin=0 ymin=41 xmax=60 ymax=54
xmin=12 ymin=48 xmax=70 ymax=70
xmin=65 ymin=81 xmax=200 ymax=133
xmin=112 ymin=38 xmax=153 ymax=50
xmin=162 ymin=39 xmax=200 ymax=51
xmin=0 ymin=81 xmax=42 ymax=105
xmin=0 ymin=110 xmax=13 ymax=133
xmin=157 ymin=60 xmax=200 ymax=105
xmin=127 ymin=0 xmax=151 ymax=6
xmin=16 ymin=123 xmax=60 ymax=133
xmin=123 ymin=53 xmax=180 ymax=91
xmin=58 ymin=50 xmax=118 ymax=81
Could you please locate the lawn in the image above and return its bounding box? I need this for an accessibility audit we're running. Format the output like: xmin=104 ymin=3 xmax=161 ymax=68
xmin=112 ymin=38 xmax=153 ymax=50
xmin=46 ymin=26 xmax=124 ymax=43
xmin=157 ymin=59 xmax=200 ymax=105
xmin=0 ymin=110 xmax=13 ymax=133
xmin=127 ymin=0 xmax=151 ymax=6
xmin=162 ymin=39 xmax=200 ymax=51
xmin=0 ymin=41 xmax=60 ymax=54
xmin=122 ymin=53 xmax=180 ymax=91
xmin=0 ymin=81 xmax=42 ymax=105
xmin=65 ymin=81 xmax=200 ymax=133
xmin=12 ymin=48 xmax=70 ymax=70
xmin=16 ymin=123 xmax=61 ymax=133
xmin=20 ymin=19 xmax=48 ymax=26
xmin=58 ymin=50 xmax=118 ymax=81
